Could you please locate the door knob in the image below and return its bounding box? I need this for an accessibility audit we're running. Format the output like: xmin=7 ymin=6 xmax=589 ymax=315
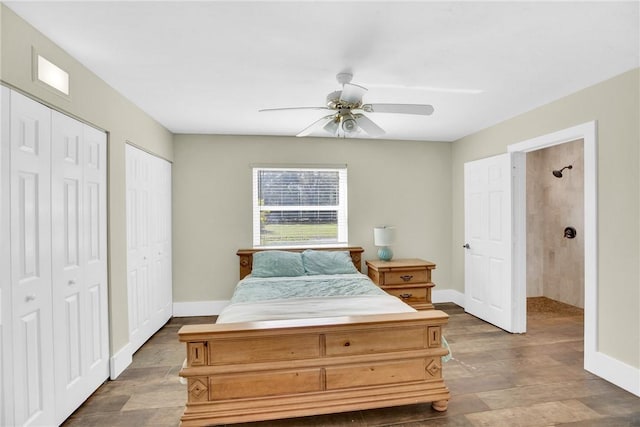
xmin=463 ymin=243 xmax=470 ymax=249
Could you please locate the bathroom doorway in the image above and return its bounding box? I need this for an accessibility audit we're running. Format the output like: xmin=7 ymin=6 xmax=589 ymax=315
xmin=526 ymin=139 xmax=585 ymax=314
xmin=508 ymin=121 xmax=605 ymax=385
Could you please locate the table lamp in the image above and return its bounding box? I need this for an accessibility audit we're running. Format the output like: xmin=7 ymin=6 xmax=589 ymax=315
xmin=374 ymin=226 xmax=395 ymax=261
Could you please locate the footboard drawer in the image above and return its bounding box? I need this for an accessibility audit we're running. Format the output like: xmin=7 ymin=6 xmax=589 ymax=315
xmin=210 ymin=368 xmax=322 ymax=399
xmin=326 ymin=358 xmax=426 ymax=389
xmin=325 ymin=326 xmax=425 ymax=356
xmin=209 ymin=334 xmax=320 ymax=364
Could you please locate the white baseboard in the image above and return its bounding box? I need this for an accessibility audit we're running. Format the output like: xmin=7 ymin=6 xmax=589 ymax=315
xmin=432 ymin=289 xmax=465 ymax=307
xmin=586 ymin=350 xmax=640 ymax=397
xmin=173 ymin=300 xmax=230 ymax=317
xmin=109 ymin=342 xmax=132 ymax=380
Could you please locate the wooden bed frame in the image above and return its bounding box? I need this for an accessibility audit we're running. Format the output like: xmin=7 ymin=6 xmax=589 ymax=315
xmin=178 ymin=247 xmax=450 ymax=426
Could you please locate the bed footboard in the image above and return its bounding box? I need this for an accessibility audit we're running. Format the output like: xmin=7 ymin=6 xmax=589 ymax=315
xmin=178 ymin=310 xmax=450 ymax=426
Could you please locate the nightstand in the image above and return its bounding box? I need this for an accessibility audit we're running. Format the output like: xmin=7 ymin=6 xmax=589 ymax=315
xmin=366 ymin=259 xmax=436 ymax=310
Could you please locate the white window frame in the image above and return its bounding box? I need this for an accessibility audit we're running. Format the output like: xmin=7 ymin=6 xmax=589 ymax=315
xmin=252 ymin=165 xmax=348 ymax=248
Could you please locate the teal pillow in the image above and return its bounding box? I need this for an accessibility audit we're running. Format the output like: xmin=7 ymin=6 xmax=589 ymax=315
xmin=302 ymin=250 xmax=358 ymax=275
xmin=251 ymin=250 xmax=305 ymax=278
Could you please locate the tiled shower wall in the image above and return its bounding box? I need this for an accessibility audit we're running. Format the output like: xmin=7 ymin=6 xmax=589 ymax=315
xmin=526 ymin=139 xmax=584 ymax=308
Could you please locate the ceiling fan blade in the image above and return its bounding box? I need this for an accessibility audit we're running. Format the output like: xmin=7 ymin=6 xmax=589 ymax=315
xmin=259 ymin=106 xmax=331 ymax=112
xmin=354 ymin=114 xmax=385 ymax=138
xmin=339 ymin=83 xmax=368 ymax=105
xmin=296 ymin=114 xmax=336 ymax=137
xmin=363 ymin=103 xmax=434 ymax=115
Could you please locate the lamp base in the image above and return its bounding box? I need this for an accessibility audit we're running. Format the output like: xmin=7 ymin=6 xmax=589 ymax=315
xmin=377 ymin=246 xmax=393 ymax=261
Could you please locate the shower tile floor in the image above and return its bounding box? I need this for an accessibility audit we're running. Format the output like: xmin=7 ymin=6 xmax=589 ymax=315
xmin=62 ymin=300 xmax=639 ymax=426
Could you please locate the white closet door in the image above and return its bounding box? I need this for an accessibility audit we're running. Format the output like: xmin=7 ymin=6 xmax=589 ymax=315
xmin=1 ymin=85 xmax=11 ymax=427
xmin=9 ymin=91 xmax=55 ymax=426
xmin=126 ymin=144 xmax=152 ymax=351
xmin=126 ymin=144 xmax=172 ymax=353
xmin=150 ymin=158 xmax=172 ymax=330
xmin=51 ymin=111 xmax=84 ymax=418
xmin=51 ymin=111 xmax=108 ymax=423
xmin=80 ymin=124 xmax=109 ymax=388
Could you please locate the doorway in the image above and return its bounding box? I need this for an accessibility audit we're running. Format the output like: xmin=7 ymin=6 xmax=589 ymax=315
xmin=508 ymin=121 xmax=597 ymax=373
xmin=526 ymin=139 xmax=585 ymax=311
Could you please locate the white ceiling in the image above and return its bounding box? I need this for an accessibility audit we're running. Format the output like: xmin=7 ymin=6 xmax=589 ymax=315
xmin=5 ymin=1 xmax=639 ymax=141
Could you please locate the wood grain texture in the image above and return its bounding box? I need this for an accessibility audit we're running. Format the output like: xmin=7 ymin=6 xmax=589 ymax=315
xmin=366 ymin=258 xmax=436 ymax=310
xmin=179 ymin=311 xmax=450 ymax=425
xmin=178 ymin=248 xmax=449 ymax=425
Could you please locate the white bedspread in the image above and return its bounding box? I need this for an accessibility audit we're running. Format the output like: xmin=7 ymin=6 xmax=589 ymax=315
xmin=217 ymin=294 xmax=416 ymax=324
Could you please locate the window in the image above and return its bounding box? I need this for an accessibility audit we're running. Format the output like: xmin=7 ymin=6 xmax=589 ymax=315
xmin=253 ymin=166 xmax=348 ymax=247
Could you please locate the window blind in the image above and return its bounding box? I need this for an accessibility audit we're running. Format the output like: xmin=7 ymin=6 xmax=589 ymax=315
xmin=252 ymin=166 xmax=348 ymax=247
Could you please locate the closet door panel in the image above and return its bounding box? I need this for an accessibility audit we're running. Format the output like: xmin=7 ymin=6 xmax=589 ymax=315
xmin=63 ymin=293 xmax=82 ymax=380
xmin=51 ymin=111 xmax=86 ymax=420
xmin=150 ymin=158 xmax=172 ymax=329
xmin=126 ymin=145 xmax=171 ymax=353
xmin=81 ymin=124 xmax=108 ymax=380
xmin=51 ymin=112 xmax=108 ymax=424
xmin=161 ymin=161 xmax=172 ymax=317
xmin=1 ymin=86 xmax=9 ymax=427
xmin=2 ymin=89 xmax=108 ymax=426
xmin=126 ymin=145 xmax=151 ymax=351
xmin=10 ymin=91 xmax=55 ymax=426
xmin=87 ymin=283 xmax=104 ymax=366
xmin=17 ymin=312 xmax=46 ymax=422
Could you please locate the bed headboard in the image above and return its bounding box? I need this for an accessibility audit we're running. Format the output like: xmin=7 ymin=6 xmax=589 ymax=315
xmin=236 ymin=247 xmax=364 ymax=279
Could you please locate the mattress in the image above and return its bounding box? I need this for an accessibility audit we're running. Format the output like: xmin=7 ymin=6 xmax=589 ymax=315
xmin=217 ymin=273 xmax=416 ymax=324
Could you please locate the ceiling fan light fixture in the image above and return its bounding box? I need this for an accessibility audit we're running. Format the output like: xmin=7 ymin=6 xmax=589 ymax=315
xmin=341 ymin=116 xmax=358 ymax=134
xmin=323 ymin=116 xmax=339 ymax=135
xmin=261 ymin=72 xmax=436 ymax=139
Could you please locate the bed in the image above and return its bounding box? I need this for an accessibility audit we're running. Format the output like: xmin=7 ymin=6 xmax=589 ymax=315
xmin=178 ymin=247 xmax=450 ymax=426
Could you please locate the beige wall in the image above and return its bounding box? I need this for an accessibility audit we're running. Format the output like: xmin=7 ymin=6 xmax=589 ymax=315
xmin=172 ymin=134 xmax=452 ymax=301
xmin=1 ymin=5 xmax=174 ymax=354
xmin=3 ymin=1 xmax=637 ymax=375
xmin=526 ymin=140 xmax=584 ymax=307
xmin=452 ymin=68 xmax=640 ymax=368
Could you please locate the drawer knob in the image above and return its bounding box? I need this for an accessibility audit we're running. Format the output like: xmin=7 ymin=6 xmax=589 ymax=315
xmin=343 ymin=341 xmax=351 ymax=347
xmin=399 ymin=293 xmax=413 ymax=299
xmin=400 ymin=275 xmax=413 ymax=282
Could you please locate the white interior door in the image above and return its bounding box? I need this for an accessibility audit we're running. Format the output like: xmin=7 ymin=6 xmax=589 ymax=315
xmin=126 ymin=144 xmax=151 ymax=352
xmin=126 ymin=144 xmax=172 ymax=353
xmin=80 ymin=123 xmax=109 ymax=392
xmin=150 ymin=159 xmax=172 ymax=325
xmin=464 ymin=153 xmax=521 ymax=333
xmin=51 ymin=111 xmax=85 ymax=421
xmin=51 ymin=111 xmax=109 ymax=424
xmin=1 ymin=85 xmax=10 ymax=427
xmin=9 ymin=90 xmax=55 ymax=426
xmin=2 ymin=88 xmax=110 ymax=426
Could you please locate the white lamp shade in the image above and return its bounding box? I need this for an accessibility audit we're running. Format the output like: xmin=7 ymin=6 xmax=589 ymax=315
xmin=374 ymin=226 xmax=395 ymax=246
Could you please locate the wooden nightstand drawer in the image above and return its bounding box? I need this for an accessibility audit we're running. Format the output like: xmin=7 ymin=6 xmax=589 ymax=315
xmin=384 ymin=286 xmax=427 ymax=304
xmin=366 ymin=259 xmax=437 ymax=311
xmin=384 ymin=269 xmax=428 ymax=285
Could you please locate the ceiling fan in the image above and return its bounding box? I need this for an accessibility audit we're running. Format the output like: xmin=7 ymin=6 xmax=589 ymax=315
xmin=259 ymin=73 xmax=435 ymax=138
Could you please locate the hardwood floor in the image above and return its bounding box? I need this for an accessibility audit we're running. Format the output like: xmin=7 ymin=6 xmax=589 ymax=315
xmin=62 ymin=300 xmax=640 ymax=426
